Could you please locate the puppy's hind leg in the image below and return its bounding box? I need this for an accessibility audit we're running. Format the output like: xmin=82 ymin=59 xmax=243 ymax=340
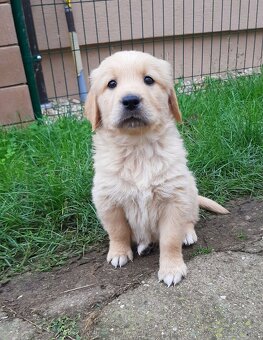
xmin=100 ymin=207 xmax=133 ymax=268
xmin=137 ymin=243 xmax=149 ymax=255
xmin=137 ymin=243 xmax=155 ymax=256
xmin=183 ymin=222 xmax=197 ymax=246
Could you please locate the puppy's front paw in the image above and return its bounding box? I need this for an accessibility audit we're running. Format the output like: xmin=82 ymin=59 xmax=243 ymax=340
xmin=107 ymin=247 xmax=133 ymax=268
xmin=158 ymin=260 xmax=187 ymax=287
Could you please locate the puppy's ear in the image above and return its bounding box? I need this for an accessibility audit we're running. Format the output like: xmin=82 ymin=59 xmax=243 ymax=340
xmin=84 ymin=90 xmax=101 ymax=131
xmin=168 ymin=88 xmax=182 ymax=123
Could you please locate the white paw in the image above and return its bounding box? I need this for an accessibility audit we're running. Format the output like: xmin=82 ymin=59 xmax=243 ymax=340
xmin=158 ymin=262 xmax=187 ymax=287
xmin=137 ymin=243 xmax=149 ymax=255
xmin=183 ymin=230 xmax=197 ymax=245
xmin=110 ymin=255 xmax=129 ymax=268
xmin=107 ymin=249 xmax=133 ymax=268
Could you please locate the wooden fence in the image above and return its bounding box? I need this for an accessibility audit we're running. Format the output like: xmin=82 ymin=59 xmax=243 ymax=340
xmin=31 ymin=0 xmax=263 ymax=100
xmin=1 ymin=0 xmax=262 ymax=125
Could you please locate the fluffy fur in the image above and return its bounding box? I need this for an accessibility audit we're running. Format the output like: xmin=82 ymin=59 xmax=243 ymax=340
xmin=85 ymin=51 xmax=228 ymax=286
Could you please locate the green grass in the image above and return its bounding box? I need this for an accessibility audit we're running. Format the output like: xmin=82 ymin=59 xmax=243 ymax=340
xmin=0 ymin=118 xmax=104 ymax=277
xmin=1 ymin=73 xmax=263 ymax=278
xmin=177 ymin=73 xmax=263 ymax=202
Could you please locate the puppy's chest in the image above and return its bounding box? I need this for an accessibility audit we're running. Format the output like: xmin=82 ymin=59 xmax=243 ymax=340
xmin=116 ymin=153 xmax=175 ymax=203
xmin=94 ymin=135 xmax=185 ymax=204
xmin=116 ymin=156 xmax=176 ymax=241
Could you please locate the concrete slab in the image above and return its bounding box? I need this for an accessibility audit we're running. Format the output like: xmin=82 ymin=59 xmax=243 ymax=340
xmin=0 ymin=312 xmax=37 ymax=340
xmin=91 ymin=252 xmax=263 ymax=340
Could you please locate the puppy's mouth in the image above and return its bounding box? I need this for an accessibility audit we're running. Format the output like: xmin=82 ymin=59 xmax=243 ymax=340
xmin=117 ymin=111 xmax=149 ymax=129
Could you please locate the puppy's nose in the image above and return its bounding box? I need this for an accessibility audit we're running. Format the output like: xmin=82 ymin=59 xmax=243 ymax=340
xmin=122 ymin=95 xmax=141 ymax=111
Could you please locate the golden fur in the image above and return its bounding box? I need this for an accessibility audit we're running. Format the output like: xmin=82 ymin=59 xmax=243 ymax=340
xmin=85 ymin=51 xmax=228 ymax=286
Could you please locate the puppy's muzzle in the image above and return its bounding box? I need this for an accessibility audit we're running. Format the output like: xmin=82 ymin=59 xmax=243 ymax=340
xmin=118 ymin=94 xmax=149 ymax=129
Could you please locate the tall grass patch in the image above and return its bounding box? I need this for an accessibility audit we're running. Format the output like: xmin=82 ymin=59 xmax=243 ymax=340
xmin=178 ymin=74 xmax=263 ymax=201
xmin=0 ymin=118 xmax=104 ymax=277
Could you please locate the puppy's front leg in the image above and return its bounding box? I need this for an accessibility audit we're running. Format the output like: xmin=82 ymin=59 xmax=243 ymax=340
xmin=158 ymin=203 xmax=187 ymax=287
xmin=101 ymin=207 xmax=133 ymax=268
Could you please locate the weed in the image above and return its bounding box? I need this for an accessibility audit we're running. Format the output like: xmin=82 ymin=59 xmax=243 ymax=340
xmin=237 ymin=230 xmax=247 ymax=241
xmin=46 ymin=315 xmax=81 ymax=340
xmin=192 ymin=246 xmax=213 ymax=257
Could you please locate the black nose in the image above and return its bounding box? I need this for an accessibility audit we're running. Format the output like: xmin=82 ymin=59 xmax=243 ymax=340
xmin=122 ymin=95 xmax=141 ymax=111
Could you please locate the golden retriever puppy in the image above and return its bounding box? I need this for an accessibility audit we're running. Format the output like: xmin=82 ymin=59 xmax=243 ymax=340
xmin=85 ymin=51 xmax=228 ymax=287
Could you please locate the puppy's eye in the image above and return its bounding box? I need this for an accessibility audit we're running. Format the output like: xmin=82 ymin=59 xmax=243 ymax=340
xmin=144 ymin=76 xmax=155 ymax=85
xmin=107 ymin=80 xmax=117 ymax=89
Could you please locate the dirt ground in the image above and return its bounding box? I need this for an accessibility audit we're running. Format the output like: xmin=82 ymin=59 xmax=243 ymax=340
xmin=0 ymin=198 xmax=262 ymax=339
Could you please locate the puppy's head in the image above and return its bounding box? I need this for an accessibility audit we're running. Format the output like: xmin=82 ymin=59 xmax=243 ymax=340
xmin=85 ymin=51 xmax=181 ymax=132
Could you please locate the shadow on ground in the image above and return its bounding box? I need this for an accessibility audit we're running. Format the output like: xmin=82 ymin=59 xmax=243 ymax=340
xmin=0 ymin=198 xmax=262 ymax=339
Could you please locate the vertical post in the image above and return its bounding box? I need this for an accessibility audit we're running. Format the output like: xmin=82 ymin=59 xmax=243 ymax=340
xmin=11 ymin=0 xmax=42 ymax=120
xmin=64 ymin=0 xmax=87 ymax=103
xmin=22 ymin=0 xmax=50 ymax=108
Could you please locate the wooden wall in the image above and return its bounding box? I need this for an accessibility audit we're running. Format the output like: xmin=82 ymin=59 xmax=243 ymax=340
xmin=0 ymin=0 xmax=34 ymax=125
